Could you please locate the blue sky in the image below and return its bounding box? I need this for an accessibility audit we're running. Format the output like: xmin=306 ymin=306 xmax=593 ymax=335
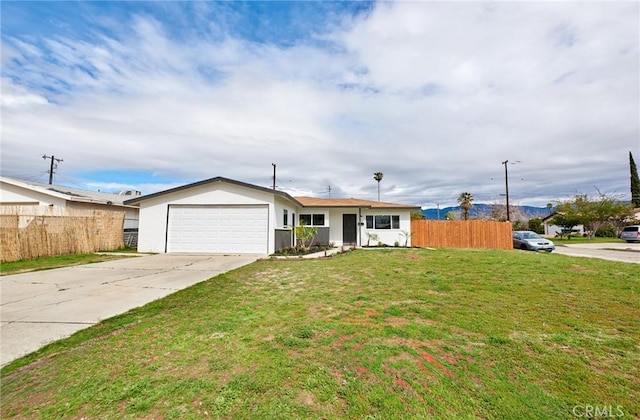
xmin=1 ymin=1 xmax=638 ymax=207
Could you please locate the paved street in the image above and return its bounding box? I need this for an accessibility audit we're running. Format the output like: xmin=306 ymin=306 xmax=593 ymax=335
xmin=553 ymin=242 xmax=640 ymax=264
xmin=0 ymin=253 xmax=263 ymax=367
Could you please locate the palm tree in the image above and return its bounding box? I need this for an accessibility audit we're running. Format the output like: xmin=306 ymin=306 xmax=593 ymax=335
xmin=457 ymin=192 xmax=474 ymax=220
xmin=373 ymin=172 xmax=384 ymax=201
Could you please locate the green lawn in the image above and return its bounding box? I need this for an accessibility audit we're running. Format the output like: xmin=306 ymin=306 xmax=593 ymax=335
xmin=552 ymin=236 xmax=628 ymax=245
xmin=0 ymin=252 xmax=138 ymax=276
xmin=2 ymin=249 xmax=638 ymax=419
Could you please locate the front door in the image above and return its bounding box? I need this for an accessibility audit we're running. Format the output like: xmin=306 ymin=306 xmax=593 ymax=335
xmin=343 ymin=214 xmax=357 ymax=245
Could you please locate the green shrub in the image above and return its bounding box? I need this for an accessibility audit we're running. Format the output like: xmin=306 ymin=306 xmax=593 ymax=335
xmin=528 ymin=218 xmax=544 ymax=234
xmin=595 ymin=224 xmax=617 ymax=238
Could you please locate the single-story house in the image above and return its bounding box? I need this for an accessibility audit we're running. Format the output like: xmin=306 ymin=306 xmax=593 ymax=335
xmin=0 ymin=176 xmax=140 ymax=230
xmin=541 ymin=212 xmax=584 ymax=237
xmin=123 ymin=176 xmax=420 ymax=254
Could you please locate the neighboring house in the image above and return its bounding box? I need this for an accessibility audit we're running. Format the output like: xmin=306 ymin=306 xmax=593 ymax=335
xmin=541 ymin=212 xmax=584 ymax=237
xmin=124 ymin=176 xmax=420 ymax=254
xmin=542 ymin=207 xmax=640 ymax=237
xmin=0 ymin=176 xmax=140 ymax=230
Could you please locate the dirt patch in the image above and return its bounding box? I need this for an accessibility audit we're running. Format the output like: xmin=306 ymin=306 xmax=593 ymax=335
xmin=355 ymin=366 xmax=369 ymax=378
xmin=393 ymin=378 xmax=410 ymax=389
xmin=339 ymin=316 xmax=376 ymax=326
xmin=570 ymin=265 xmax=598 ymax=274
xmin=385 ymin=317 xmax=410 ymax=326
xmin=306 ymin=303 xmax=337 ymax=318
xmin=384 ymin=352 xmax=415 ymax=364
xmin=297 ymin=390 xmax=317 ymax=406
xmin=419 ymin=352 xmax=455 ymax=378
xmin=332 ymin=335 xmax=354 ymax=348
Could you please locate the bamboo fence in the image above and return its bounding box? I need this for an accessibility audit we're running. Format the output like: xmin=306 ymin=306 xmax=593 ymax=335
xmin=0 ymin=206 xmax=125 ymax=262
xmin=411 ymin=220 xmax=513 ymax=250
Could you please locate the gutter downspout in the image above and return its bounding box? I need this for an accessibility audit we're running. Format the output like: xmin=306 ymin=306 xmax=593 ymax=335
xmin=358 ymin=207 xmax=362 ymax=247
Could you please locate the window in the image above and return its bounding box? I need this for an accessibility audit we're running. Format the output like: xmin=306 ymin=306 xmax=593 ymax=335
xmin=299 ymin=214 xmax=325 ymax=226
xmin=366 ymin=215 xmax=400 ymax=229
xmin=376 ymin=215 xmax=391 ymax=229
xmin=283 ymin=209 xmax=288 ymax=226
xmin=300 ymin=214 xmax=312 ymax=225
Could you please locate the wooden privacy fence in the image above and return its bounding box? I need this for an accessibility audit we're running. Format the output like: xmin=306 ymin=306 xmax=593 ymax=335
xmin=0 ymin=207 xmax=125 ymax=262
xmin=411 ymin=220 xmax=513 ymax=250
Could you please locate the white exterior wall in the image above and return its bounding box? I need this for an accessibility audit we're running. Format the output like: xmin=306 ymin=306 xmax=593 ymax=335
xmin=544 ymin=223 xmax=584 ymax=236
xmin=274 ymin=201 xmax=298 ymax=230
xmin=328 ymin=210 xmax=345 ymax=245
xmin=361 ymin=209 xmax=413 ymax=247
xmin=136 ymin=183 xmax=282 ymax=254
xmin=0 ymin=183 xmax=67 ymax=207
xmin=1 ymin=182 xmax=139 ymax=228
xmin=302 ymin=208 xmax=414 ymax=247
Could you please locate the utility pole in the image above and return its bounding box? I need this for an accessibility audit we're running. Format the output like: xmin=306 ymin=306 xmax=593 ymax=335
xmin=272 ymin=163 xmax=276 ymax=190
xmin=502 ymin=160 xmax=510 ymax=222
xmin=43 ymin=155 xmax=63 ymax=185
xmin=500 ymin=160 xmax=522 ymax=222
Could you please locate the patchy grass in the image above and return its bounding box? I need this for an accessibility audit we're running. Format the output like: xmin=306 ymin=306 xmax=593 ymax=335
xmin=552 ymin=236 xmax=627 ymax=245
xmin=1 ymin=249 xmax=638 ymax=419
xmin=0 ymin=253 xmax=137 ymax=276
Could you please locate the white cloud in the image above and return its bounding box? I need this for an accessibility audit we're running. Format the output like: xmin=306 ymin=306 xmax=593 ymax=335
xmin=0 ymin=79 xmax=49 ymax=108
xmin=1 ymin=1 xmax=637 ymax=207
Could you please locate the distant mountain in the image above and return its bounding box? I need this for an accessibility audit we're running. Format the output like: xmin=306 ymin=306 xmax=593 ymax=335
xmin=420 ymin=204 xmax=552 ymax=220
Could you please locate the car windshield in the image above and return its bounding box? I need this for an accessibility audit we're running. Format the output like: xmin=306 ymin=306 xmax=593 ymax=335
xmin=520 ymin=232 xmax=542 ymax=239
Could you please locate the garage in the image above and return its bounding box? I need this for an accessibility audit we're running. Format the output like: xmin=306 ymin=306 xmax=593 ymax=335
xmin=167 ymin=205 xmax=268 ymax=253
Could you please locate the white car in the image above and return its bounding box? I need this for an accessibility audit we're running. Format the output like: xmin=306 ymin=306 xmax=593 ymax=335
xmin=620 ymin=225 xmax=640 ymax=243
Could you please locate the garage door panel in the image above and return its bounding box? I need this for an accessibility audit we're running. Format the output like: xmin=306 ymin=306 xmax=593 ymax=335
xmin=167 ymin=206 xmax=268 ymax=253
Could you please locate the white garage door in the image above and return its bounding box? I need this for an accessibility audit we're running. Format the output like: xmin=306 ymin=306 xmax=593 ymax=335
xmin=167 ymin=205 xmax=268 ymax=253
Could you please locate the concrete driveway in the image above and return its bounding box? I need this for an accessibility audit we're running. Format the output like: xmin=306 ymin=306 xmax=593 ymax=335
xmin=0 ymin=253 xmax=263 ymax=367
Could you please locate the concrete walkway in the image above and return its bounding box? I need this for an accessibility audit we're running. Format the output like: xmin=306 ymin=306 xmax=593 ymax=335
xmin=0 ymin=253 xmax=263 ymax=367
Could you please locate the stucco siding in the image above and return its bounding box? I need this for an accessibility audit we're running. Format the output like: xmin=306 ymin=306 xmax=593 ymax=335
xmin=136 ymin=182 xmax=280 ymax=254
xmin=0 ymin=183 xmax=67 ymax=207
xmin=361 ymin=209 xmax=413 ymax=247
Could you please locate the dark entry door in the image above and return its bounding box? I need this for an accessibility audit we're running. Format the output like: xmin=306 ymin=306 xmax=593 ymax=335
xmin=343 ymin=214 xmax=357 ymax=245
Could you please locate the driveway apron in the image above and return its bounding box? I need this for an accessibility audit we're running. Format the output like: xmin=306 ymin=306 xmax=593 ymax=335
xmin=0 ymin=253 xmax=262 ymax=367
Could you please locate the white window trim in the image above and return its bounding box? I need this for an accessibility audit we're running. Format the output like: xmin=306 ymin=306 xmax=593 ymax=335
xmin=299 ymin=213 xmax=327 ymax=227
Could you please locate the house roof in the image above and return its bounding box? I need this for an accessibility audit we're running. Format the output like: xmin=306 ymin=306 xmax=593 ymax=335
xmin=541 ymin=212 xmax=556 ymax=222
xmin=123 ymin=176 xmax=419 ymax=209
xmin=123 ymin=176 xmax=299 ymax=206
xmin=294 ymin=196 xmax=420 ymax=209
xmin=0 ymin=176 xmax=137 ymax=208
